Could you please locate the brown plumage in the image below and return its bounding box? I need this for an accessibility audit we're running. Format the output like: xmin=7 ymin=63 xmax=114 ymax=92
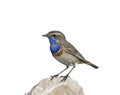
xmin=43 ymin=30 xmax=99 ymax=82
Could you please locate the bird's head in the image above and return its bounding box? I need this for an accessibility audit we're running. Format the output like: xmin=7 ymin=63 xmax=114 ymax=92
xmin=42 ymin=30 xmax=66 ymax=44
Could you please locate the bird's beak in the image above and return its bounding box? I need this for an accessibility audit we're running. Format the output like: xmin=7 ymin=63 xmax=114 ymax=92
xmin=42 ymin=34 xmax=48 ymax=37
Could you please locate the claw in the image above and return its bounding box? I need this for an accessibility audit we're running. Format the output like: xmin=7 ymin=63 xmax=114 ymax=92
xmin=59 ymin=74 xmax=68 ymax=82
xmin=60 ymin=76 xmax=64 ymax=77
xmin=50 ymin=74 xmax=59 ymax=80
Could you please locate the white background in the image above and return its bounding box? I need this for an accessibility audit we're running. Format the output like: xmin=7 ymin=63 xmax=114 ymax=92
xmin=0 ymin=0 xmax=120 ymax=95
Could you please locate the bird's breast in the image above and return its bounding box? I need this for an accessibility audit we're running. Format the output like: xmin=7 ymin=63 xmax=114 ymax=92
xmin=50 ymin=44 xmax=60 ymax=53
xmin=53 ymin=47 xmax=80 ymax=66
xmin=52 ymin=46 xmax=63 ymax=57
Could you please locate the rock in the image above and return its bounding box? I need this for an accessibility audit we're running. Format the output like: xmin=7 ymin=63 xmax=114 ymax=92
xmin=25 ymin=77 xmax=85 ymax=95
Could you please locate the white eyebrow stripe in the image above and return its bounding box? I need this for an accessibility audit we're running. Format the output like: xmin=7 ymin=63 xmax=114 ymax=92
xmin=55 ymin=32 xmax=61 ymax=35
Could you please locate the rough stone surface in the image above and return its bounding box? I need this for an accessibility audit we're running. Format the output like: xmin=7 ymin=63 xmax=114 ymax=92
xmin=25 ymin=77 xmax=85 ymax=95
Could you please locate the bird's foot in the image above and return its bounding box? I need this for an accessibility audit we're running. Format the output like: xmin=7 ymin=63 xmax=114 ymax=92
xmin=50 ymin=74 xmax=59 ymax=80
xmin=60 ymin=74 xmax=68 ymax=82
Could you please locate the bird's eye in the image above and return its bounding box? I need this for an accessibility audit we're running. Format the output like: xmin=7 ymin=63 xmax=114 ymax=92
xmin=52 ymin=34 xmax=56 ymax=37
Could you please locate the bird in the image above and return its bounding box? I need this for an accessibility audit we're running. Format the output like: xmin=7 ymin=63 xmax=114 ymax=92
xmin=42 ymin=30 xmax=99 ymax=82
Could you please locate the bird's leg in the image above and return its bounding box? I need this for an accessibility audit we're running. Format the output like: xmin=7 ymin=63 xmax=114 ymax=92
xmin=60 ymin=65 xmax=75 ymax=82
xmin=50 ymin=66 xmax=69 ymax=80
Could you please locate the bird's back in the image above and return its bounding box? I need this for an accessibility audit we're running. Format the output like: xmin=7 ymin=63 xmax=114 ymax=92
xmin=61 ymin=40 xmax=85 ymax=60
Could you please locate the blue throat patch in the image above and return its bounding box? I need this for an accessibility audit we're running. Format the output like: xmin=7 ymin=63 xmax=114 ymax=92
xmin=48 ymin=37 xmax=60 ymax=53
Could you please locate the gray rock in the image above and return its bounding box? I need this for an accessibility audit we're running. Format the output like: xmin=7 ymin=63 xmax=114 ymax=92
xmin=25 ymin=77 xmax=85 ymax=95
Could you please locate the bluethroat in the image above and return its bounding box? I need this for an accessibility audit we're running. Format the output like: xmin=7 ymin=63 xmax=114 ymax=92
xmin=43 ymin=31 xmax=99 ymax=82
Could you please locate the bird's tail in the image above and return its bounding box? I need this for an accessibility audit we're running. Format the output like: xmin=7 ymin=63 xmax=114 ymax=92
xmin=84 ymin=60 xmax=99 ymax=69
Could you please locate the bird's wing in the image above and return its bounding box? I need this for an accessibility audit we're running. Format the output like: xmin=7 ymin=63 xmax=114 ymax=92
xmin=63 ymin=41 xmax=86 ymax=62
xmin=62 ymin=41 xmax=99 ymax=69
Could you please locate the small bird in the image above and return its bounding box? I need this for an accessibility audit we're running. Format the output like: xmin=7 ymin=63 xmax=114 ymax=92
xmin=43 ymin=30 xmax=99 ymax=82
